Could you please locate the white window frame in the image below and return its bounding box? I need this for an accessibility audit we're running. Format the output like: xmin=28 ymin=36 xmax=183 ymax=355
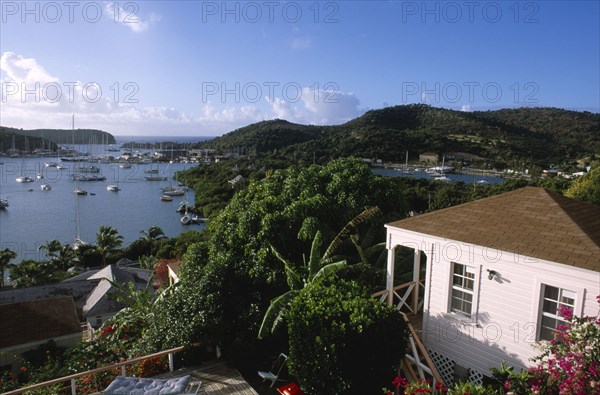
xmin=532 ymin=278 xmax=585 ymax=343
xmin=447 ymin=262 xmax=481 ymax=322
xmin=538 ymin=284 xmax=576 ymax=341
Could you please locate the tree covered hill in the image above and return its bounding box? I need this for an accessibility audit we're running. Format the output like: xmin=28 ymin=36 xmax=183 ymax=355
xmin=198 ymin=105 xmax=600 ymax=167
xmin=0 ymin=126 xmax=116 ymax=150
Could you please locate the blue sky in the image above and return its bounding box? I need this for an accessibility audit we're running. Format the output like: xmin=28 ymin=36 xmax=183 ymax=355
xmin=1 ymin=1 xmax=598 ymax=136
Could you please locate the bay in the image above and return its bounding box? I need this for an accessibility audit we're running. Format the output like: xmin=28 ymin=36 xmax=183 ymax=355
xmin=0 ymin=151 xmax=203 ymax=267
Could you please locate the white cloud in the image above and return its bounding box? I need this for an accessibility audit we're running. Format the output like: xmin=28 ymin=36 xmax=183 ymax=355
xmin=1 ymin=52 xmax=362 ymax=135
xmin=1 ymin=52 xmax=57 ymax=84
xmin=461 ymin=104 xmax=471 ymax=112
xmin=105 ymin=2 xmax=161 ymax=33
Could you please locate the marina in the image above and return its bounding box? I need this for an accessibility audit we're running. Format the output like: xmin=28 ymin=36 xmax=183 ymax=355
xmin=0 ymin=153 xmax=201 ymax=263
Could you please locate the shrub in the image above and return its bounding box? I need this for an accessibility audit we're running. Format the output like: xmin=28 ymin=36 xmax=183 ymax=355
xmin=288 ymin=279 xmax=408 ymax=395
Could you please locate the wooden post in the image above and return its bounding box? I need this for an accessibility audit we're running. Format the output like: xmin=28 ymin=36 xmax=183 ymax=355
xmin=412 ymin=249 xmax=421 ymax=313
xmin=168 ymin=352 xmax=175 ymax=372
xmin=386 ymin=246 xmax=396 ymax=306
xmin=71 ymin=378 xmax=76 ymax=395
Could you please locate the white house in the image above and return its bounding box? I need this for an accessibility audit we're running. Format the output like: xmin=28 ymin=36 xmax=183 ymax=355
xmin=383 ymin=187 xmax=600 ymax=385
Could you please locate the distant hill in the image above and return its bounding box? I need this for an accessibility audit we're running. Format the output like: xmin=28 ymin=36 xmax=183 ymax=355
xmin=198 ymin=105 xmax=599 ymax=167
xmin=0 ymin=126 xmax=116 ymax=152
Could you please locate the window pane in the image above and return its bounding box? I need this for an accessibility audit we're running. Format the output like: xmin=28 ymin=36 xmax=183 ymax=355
xmin=544 ymin=285 xmax=559 ymax=300
xmin=453 ymin=276 xmax=463 ymax=286
xmin=540 ymin=326 xmax=555 ymax=341
xmin=543 ymin=299 xmax=557 ymax=314
xmin=465 ymin=279 xmax=474 ymax=290
xmin=560 ymin=296 xmax=575 ymax=306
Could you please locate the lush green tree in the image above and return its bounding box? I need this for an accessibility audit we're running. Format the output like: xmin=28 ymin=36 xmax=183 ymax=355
xmin=0 ymin=248 xmax=17 ymax=288
xmin=288 ymin=279 xmax=408 ymax=395
xmin=139 ymin=226 xmax=167 ymax=255
xmin=258 ymin=207 xmax=382 ymax=339
xmin=257 ymin=231 xmax=346 ymax=339
xmin=95 ymin=226 xmax=124 ymax=265
xmin=565 ymin=167 xmax=600 ymax=205
xmin=39 ymin=240 xmax=78 ymax=271
xmin=8 ymin=259 xmax=64 ymax=288
xmin=143 ymin=158 xmax=409 ymax=366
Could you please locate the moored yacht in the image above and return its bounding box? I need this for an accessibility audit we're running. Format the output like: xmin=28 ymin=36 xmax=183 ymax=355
xmin=16 ymin=176 xmax=35 ymax=183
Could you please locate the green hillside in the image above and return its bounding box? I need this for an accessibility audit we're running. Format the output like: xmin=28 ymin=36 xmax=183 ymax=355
xmin=0 ymin=126 xmax=116 ymax=150
xmin=198 ymin=105 xmax=600 ymax=167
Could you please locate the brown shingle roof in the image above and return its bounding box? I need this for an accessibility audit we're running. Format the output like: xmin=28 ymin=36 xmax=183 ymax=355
xmin=0 ymin=297 xmax=81 ymax=349
xmin=387 ymin=187 xmax=600 ymax=272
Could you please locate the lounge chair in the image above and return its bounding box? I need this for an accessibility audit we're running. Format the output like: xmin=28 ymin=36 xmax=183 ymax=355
xmin=258 ymin=353 xmax=288 ymax=388
xmin=103 ymin=374 xmax=201 ymax=395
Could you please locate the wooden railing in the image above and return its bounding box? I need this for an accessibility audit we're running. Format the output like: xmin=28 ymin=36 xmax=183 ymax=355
xmin=372 ymin=281 xmax=444 ymax=387
xmin=399 ymin=312 xmax=444 ymax=386
xmin=372 ymin=280 xmax=425 ymax=313
xmin=3 ymin=345 xmax=186 ymax=395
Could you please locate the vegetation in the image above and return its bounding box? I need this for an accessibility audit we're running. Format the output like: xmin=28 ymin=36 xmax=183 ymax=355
xmin=0 ymin=126 xmax=115 ymax=148
xmin=289 ymin=279 xmax=407 ymax=395
xmin=565 ymin=166 xmax=600 ymax=205
xmin=3 ymin=105 xmax=599 ymax=394
xmin=195 ymin=105 xmax=600 ymax=169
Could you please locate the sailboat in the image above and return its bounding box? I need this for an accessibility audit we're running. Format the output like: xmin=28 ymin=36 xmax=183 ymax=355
xmin=15 ymin=137 xmax=34 ymax=183
xmin=71 ymin=184 xmax=87 ymax=249
xmin=395 ymin=151 xmax=413 ymax=175
xmin=0 ymin=199 xmax=8 ymax=209
xmin=433 ymin=156 xmax=452 ymax=183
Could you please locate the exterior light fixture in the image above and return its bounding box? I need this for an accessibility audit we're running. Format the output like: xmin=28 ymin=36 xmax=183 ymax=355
xmin=487 ymin=269 xmax=498 ymax=280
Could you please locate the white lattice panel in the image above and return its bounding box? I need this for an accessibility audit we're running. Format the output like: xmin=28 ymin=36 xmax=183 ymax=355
xmin=469 ymin=369 xmax=484 ymax=385
xmin=428 ymin=349 xmax=455 ymax=386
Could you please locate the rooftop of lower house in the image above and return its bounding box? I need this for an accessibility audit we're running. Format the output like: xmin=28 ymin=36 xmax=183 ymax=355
xmin=0 ymin=296 xmax=81 ymax=349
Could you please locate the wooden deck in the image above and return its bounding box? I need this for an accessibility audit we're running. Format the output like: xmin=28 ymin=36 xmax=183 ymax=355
xmin=92 ymin=360 xmax=260 ymax=395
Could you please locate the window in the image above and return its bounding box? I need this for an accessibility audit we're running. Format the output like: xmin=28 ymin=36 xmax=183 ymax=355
xmin=450 ymin=262 xmax=475 ymax=318
xmin=539 ymin=285 xmax=576 ymax=341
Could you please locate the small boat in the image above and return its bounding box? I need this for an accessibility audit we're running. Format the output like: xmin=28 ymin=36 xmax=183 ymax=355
xmin=40 ymin=183 xmax=52 ymax=191
xmin=36 ymin=173 xmax=44 ymax=179
xmin=145 ymin=175 xmax=167 ymax=181
xmin=160 ymin=195 xmax=173 ymax=202
xmin=56 ymin=164 xmax=68 ymax=170
xmin=434 ymin=175 xmax=452 ymax=183
xmin=107 ymin=184 xmax=121 ymax=192
xmin=73 ymin=174 xmax=107 ymax=182
xmin=120 ymin=163 xmax=132 ymax=169
xmin=16 ymin=176 xmax=35 ymax=183
xmin=0 ymin=199 xmax=8 ymax=209
xmin=144 ymin=169 xmax=159 ymax=174
xmin=176 ymin=201 xmax=193 ymax=213
xmin=74 ymin=188 xmax=88 ymax=195
xmin=44 ymin=162 xmax=59 ymax=168
xmin=74 ymin=165 xmax=101 ymax=173
xmin=161 ymin=187 xmax=186 ymax=196
xmin=181 ymin=213 xmax=206 ymax=225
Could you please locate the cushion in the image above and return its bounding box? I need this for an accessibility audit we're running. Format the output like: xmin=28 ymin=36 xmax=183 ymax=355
xmin=103 ymin=375 xmax=190 ymax=395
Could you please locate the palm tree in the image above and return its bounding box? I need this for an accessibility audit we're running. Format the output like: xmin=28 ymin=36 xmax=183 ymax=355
xmin=38 ymin=240 xmax=62 ymax=260
xmin=140 ymin=226 xmax=166 ymax=255
xmin=96 ymin=226 xmax=124 ymax=265
xmin=258 ymin=207 xmax=382 ymax=339
xmin=140 ymin=226 xmax=165 ymax=241
xmin=0 ymin=248 xmax=17 ymax=289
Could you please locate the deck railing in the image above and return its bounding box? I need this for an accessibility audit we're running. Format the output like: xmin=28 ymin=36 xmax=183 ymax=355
xmin=2 ymin=345 xmax=186 ymax=395
xmin=372 ymin=279 xmax=425 ymax=313
xmin=372 ymin=280 xmax=444 ymax=387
